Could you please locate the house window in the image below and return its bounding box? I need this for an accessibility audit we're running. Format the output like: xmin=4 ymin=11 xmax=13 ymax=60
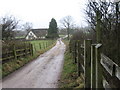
xmin=30 ymin=33 xmax=32 ymax=35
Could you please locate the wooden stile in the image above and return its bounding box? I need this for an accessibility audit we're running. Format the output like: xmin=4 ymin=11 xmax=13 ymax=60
xmin=68 ymin=39 xmax=120 ymax=89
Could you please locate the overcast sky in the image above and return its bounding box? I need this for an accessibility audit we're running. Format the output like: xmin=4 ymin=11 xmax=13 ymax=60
xmin=0 ymin=0 xmax=88 ymax=29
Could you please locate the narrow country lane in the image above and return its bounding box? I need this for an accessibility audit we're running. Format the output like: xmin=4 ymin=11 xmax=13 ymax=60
xmin=1 ymin=40 xmax=66 ymax=88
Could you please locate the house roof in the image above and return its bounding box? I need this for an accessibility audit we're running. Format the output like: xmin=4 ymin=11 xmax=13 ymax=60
xmin=30 ymin=28 xmax=48 ymax=37
xmin=31 ymin=28 xmax=48 ymax=31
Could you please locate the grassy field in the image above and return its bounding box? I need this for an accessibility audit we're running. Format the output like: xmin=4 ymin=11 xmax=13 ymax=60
xmin=2 ymin=40 xmax=56 ymax=78
xmin=15 ymin=36 xmax=25 ymax=39
xmin=59 ymin=35 xmax=66 ymax=38
xmin=30 ymin=40 xmax=55 ymax=54
xmin=59 ymin=40 xmax=84 ymax=88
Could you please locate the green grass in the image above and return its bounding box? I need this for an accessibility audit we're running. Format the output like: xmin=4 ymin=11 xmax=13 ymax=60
xmin=59 ymin=41 xmax=84 ymax=88
xmin=30 ymin=40 xmax=55 ymax=54
xmin=59 ymin=35 xmax=66 ymax=38
xmin=2 ymin=40 xmax=56 ymax=78
xmin=15 ymin=36 xmax=25 ymax=39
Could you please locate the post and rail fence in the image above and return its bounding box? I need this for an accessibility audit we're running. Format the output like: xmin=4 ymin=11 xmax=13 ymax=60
xmin=1 ymin=43 xmax=33 ymax=64
xmin=69 ymin=39 xmax=120 ymax=89
xmin=1 ymin=40 xmax=55 ymax=64
xmin=33 ymin=40 xmax=55 ymax=52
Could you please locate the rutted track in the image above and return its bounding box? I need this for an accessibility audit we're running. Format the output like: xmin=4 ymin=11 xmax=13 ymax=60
xmin=1 ymin=40 xmax=66 ymax=88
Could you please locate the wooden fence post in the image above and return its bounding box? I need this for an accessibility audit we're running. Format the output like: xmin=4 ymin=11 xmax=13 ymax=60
xmin=72 ymin=40 xmax=76 ymax=64
xmin=95 ymin=44 xmax=103 ymax=88
xmin=44 ymin=42 xmax=46 ymax=48
xmin=28 ymin=43 xmax=30 ymax=55
xmin=77 ymin=40 xmax=81 ymax=76
xmin=96 ymin=11 xmax=102 ymax=43
xmin=69 ymin=40 xmax=72 ymax=53
xmin=31 ymin=44 xmax=33 ymax=56
xmin=71 ymin=40 xmax=73 ymax=62
xmin=34 ymin=43 xmax=36 ymax=52
xmin=91 ymin=44 xmax=96 ymax=88
xmin=46 ymin=42 xmax=48 ymax=48
xmin=13 ymin=44 xmax=17 ymax=60
xmin=39 ymin=43 xmax=41 ymax=49
xmin=43 ymin=42 xmax=45 ymax=49
xmin=84 ymin=39 xmax=92 ymax=88
xmin=25 ymin=43 xmax=27 ymax=56
xmin=74 ymin=40 xmax=77 ymax=63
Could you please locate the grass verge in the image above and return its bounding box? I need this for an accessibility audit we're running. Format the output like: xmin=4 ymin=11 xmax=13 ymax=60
xmin=59 ymin=40 xmax=84 ymax=88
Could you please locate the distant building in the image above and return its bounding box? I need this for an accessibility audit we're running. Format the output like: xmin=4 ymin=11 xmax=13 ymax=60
xmin=25 ymin=28 xmax=48 ymax=40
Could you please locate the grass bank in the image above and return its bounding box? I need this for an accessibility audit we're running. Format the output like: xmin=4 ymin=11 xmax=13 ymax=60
xmin=59 ymin=40 xmax=84 ymax=88
xmin=2 ymin=40 xmax=56 ymax=78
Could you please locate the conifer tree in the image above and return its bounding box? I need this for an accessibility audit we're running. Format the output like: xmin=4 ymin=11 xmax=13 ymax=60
xmin=47 ymin=18 xmax=59 ymax=38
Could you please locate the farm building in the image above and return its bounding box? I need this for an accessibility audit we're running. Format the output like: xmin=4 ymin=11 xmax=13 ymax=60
xmin=25 ymin=28 xmax=48 ymax=40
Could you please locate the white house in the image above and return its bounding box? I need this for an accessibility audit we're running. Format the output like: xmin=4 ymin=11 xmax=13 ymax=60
xmin=25 ymin=28 xmax=48 ymax=40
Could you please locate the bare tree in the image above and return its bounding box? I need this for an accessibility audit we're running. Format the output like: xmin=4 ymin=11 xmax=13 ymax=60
xmin=85 ymin=0 xmax=120 ymax=65
xmin=0 ymin=15 xmax=19 ymax=40
xmin=60 ymin=16 xmax=75 ymax=40
xmin=22 ymin=22 xmax=33 ymax=32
